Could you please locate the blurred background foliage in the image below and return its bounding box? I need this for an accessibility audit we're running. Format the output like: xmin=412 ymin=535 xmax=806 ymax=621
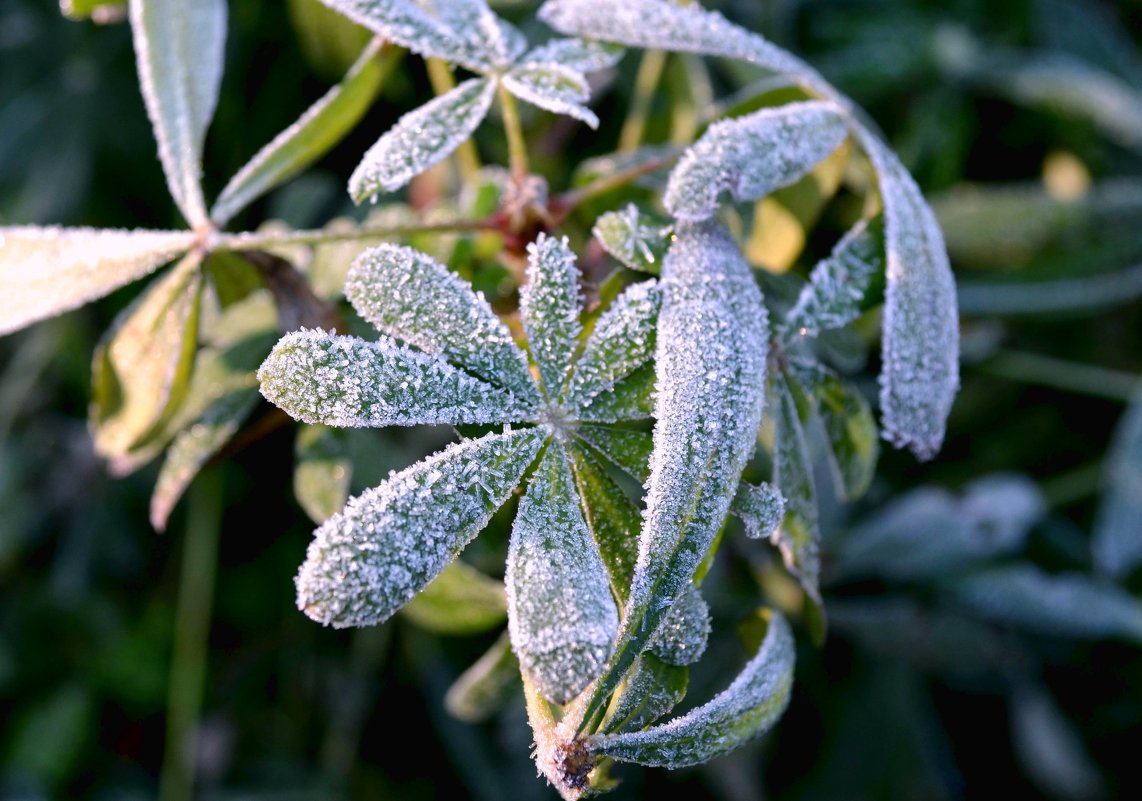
xmin=2 ymin=0 xmax=1142 ymax=799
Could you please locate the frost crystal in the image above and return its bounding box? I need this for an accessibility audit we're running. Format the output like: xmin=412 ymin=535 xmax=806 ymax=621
xmin=648 ymin=584 xmax=710 ymax=666
xmin=592 ymin=205 xmax=671 ymax=273
xmin=733 ymin=482 xmax=786 ymax=541
xmin=296 ymin=428 xmax=545 ymax=628
xmin=664 ymin=101 xmax=849 ymax=222
xmin=521 ymin=234 xmax=583 ymax=400
xmin=771 ymin=374 xmax=820 ymax=600
xmin=502 ymin=63 xmax=599 ymax=129
xmin=523 ymin=38 xmax=625 ymax=74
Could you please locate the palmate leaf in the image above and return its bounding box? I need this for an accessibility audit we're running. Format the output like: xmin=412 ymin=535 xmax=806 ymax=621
xmin=1093 ymin=390 xmax=1142 ymax=579
xmin=577 ymin=361 xmax=656 ymax=423
xmin=401 ymin=559 xmax=507 ymax=634
xmin=647 ymin=584 xmax=710 ymax=666
xmin=503 ymin=64 xmax=599 ymax=128
xmin=348 ymin=77 xmax=495 ymax=201
xmin=664 ymin=101 xmax=849 ymax=222
xmin=129 ymin=0 xmax=226 ymax=226
xmin=257 ymin=329 xmax=537 ymax=427
xmin=507 ymin=442 xmax=618 ymax=704
xmin=589 ymin=611 xmax=794 ymax=768
xmin=592 ymin=206 xmax=671 ymax=275
xmin=296 ymin=427 xmax=544 ymax=627
xmin=0 ymin=227 xmax=194 ymax=336
xmin=771 ymin=373 xmax=821 ymax=606
xmin=520 ymin=234 xmax=582 ymax=400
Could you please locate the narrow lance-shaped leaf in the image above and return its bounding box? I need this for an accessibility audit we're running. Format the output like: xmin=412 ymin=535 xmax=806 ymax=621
xmin=0 ymin=227 xmax=194 ymax=336
xmin=212 ymin=40 xmax=395 ymax=226
xmin=445 ymin=632 xmax=520 ymax=723
xmin=129 ymin=0 xmax=226 ymax=226
xmin=296 ymin=427 xmax=545 ymax=627
xmin=503 ymin=63 xmax=600 ymax=129
xmin=592 ymin=206 xmax=671 ymax=275
xmin=664 ymin=101 xmax=849 ymax=222
xmin=258 ymin=329 xmax=537 ymax=427
xmin=346 ymin=243 xmax=540 ymax=404
xmin=771 ymin=373 xmax=821 ymax=604
xmin=603 ymin=654 xmax=688 ymax=734
xmin=733 ymin=482 xmax=785 ymax=540
xmin=578 ymin=362 xmax=656 ymax=423
xmin=349 ymin=77 xmax=495 ymax=202
xmin=590 ymin=611 xmax=795 ymax=768
xmin=423 ymin=0 xmax=527 ymax=68
xmin=401 ymin=559 xmax=507 ymax=635
xmin=520 ymin=234 xmax=582 ymax=400
xmin=647 ymin=584 xmax=710 ymax=666
xmin=507 ymin=442 xmax=619 ymax=704
xmin=523 ymin=38 xmax=625 ymax=74
xmin=1093 ymin=390 xmax=1142 ymax=579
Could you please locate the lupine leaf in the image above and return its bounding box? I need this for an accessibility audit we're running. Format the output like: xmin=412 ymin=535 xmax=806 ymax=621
xmin=771 ymin=374 xmax=821 ymax=605
xmin=590 ymin=611 xmax=794 ymax=768
xmin=293 ymin=425 xmax=354 ymax=524
xmin=577 ymin=362 xmax=656 ymax=423
xmin=90 ymin=253 xmax=203 ymax=460
xmin=564 ymin=279 xmax=660 ymax=412
xmin=592 ymin=206 xmax=671 ymax=274
xmin=0 ymin=227 xmax=194 ymax=336
xmin=781 ymin=218 xmax=882 ymax=342
xmin=445 ymin=632 xmax=520 ymax=722
xmin=574 ymin=423 xmax=653 ymax=482
xmin=520 ymin=234 xmax=582 ymax=400
xmin=664 ymin=101 xmax=848 ymax=222
xmin=566 ymin=443 xmax=640 ymax=603
xmin=648 ymin=584 xmax=710 ymax=666
xmin=128 ymin=0 xmax=226 ymax=226
xmin=733 ymin=482 xmax=785 ymax=540
xmin=603 ymin=654 xmax=688 ymax=734
xmin=503 ymin=63 xmax=599 ymax=128
xmin=401 ymin=559 xmax=508 ymax=634
xmin=507 ymin=442 xmax=619 ymax=704
xmin=258 ymin=329 xmax=536 ymax=427
xmin=523 ymin=38 xmax=625 ymax=74
xmin=585 ymin=220 xmax=768 ymax=722
xmin=346 ymin=243 xmax=540 ymax=403
xmin=1093 ymin=390 xmax=1142 ymax=579
xmin=423 ymin=0 xmax=527 ymax=68
xmin=296 ymin=427 xmax=544 ymax=627
xmin=211 ymin=40 xmax=394 ymax=225
xmin=348 ymin=77 xmax=495 ymax=201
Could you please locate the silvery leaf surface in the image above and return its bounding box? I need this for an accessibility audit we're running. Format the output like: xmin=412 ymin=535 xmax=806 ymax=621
xmin=520 ymin=234 xmax=583 ymax=400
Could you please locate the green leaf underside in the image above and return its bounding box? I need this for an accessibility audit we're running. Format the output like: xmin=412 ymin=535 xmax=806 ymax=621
xmin=604 ymin=653 xmax=688 ymax=734
xmin=129 ymin=0 xmax=226 ymax=226
xmin=592 ymin=205 xmax=671 ymax=274
xmin=349 ymin=77 xmax=495 ymax=201
xmin=507 ymin=442 xmax=618 ymax=704
xmin=1093 ymin=391 xmax=1142 ymax=578
xmin=0 ymin=226 xmax=194 ymax=336
xmin=503 ymin=63 xmax=599 ymax=128
xmin=345 ymin=243 xmax=540 ymax=405
xmin=91 ymin=253 xmax=203 ymax=460
xmin=257 ymin=329 xmax=537 ymax=427
xmin=521 ymin=234 xmax=583 ymax=400
xmin=445 ymin=632 xmax=520 ymax=722
xmin=401 ymin=559 xmax=507 ymax=634
xmin=296 ymin=427 xmax=544 ymax=628
xmin=772 ymin=373 xmax=822 ymax=603
xmin=211 ymin=39 xmax=392 ymax=225
xmin=293 ymin=425 xmax=354 ymax=524
xmin=590 ymin=612 xmax=794 ymax=768
xmin=664 ymin=101 xmax=848 ymax=222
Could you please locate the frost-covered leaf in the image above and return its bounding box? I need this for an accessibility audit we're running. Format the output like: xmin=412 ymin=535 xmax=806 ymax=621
xmin=566 ymin=443 xmax=640 ymax=603
xmin=857 ymin=132 xmax=959 ymax=461
xmin=258 ymin=329 xmax=536 ymax=427
xmin=771 ymin=374 xmax=821 ymax=606
xmin=590 ymin=611 xmax=794 ymax=768
xmin=664 ymin=101 xmax=848 ymax=222
xmin=578 ymin=362 xmax=656 ymax=423
xmin=507 ymin=442 xmax=618 ymax=704
xmin=604 ymin=654 xmax=688 ymax=734
xmin=574 ymin=424 xmax=653 ymax=483
xmin=781 ymin=219 xmax=882 ymax=342
xmin=503 ymin=63 xmax=599 ymax=128
xmin=129 ymin=0 xmax=226 ymax=226
xmin=91 ymin=253 xmax=203 ymax=460
xmin=401 ymin=559 xmax=507 ymax=634
xmin=348 ymin=77 xmax=495 ymax=202
xmin=648 ymin=584 xmax=710 ymax=666
xmin=445 ymin=632 xmax=520 ymax=722
xmin=294 ymin=425 xmax=353 ymax=524
xmin=0 ymin=226 xmax=194 ymax=336
xmin=1011 ymin=685 xmax=1104 ymax=801
xmin=592 ymin=206 xmax=671 ymax=274
xmin=520 ymin=234 xmax=582 ymax=400
xmin=587 ymin=220 xmax=768 ymax=720
xmin=523 ymin=38 xmax=625 ymax=74
xmin=212 ymin=40 xmax=392 ymax=225
xmin=564 ymin=279 xmax=660 ymax=412
xmin=948 ymin=566 xmax=1142 ymax=643
xmin=1093 ymin=391 xmax=1142 ymax=579
xmin=296 ymin=427 xmax=544 ymax=627
xmin=346 ymin=243 xmax=539 ymax=403
xmin=732 ymin=482 xmax=785 ymax=540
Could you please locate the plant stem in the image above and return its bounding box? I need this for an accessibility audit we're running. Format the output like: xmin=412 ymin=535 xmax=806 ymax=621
xmin=158 ymin=469 xmax=223 ymax=801
xmin=425 ymin=58 xmax=481 ymax=182
xmin=215 ymin=217 xmax=502 ymax=251
xmin=619 ymin=50 xmax=668 ymax=152
xmin=979 ymin=349 xmax=1140 ymax=402
xmin=498 ymin=84 xmax=530 ymax=180
xmin=550 ymin=153 xmax=679 ymax=223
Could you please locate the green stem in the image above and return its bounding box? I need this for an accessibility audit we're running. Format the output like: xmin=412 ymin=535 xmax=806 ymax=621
xmin=498 ymin=84 xmax=530 ymax=180
xmin=619 ymin=50 xmax=668 ymax=152
xmin=978 ymin=349 xmax=1140 ymax=403
xmin=215 ymin=217 xmax=502 ymax=251
xmin=426 ymin=58 xmax=481 ymax=182
xmin=158 ymin=469 xmax=223 ymax=801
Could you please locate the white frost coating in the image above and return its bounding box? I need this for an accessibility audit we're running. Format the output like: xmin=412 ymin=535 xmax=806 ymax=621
xmin=502 ymin=63 xmax=600 ymax=128
xmin=507 ymin=443 xmax=619 ymax=704
xmin=296 ymin=427 xmax=545 ymax=627
xmin=348 ymin=78 xmax=495 ymax=201
xmin=772 ymin=375 xmax=820 ymax=601
xmin=129 ymin=0 xmax=225 ymax=226
xmin=858 ymin=131 xmax=959 ymax=461
xmin=346 ymin=243 xmax=540 ymax=404
xmin=520 ymin=234 xmax=583 ymax=399
xmin=257 ymin=329 xmax=539 ymax=428
xmin=648 ymin=584 xmax=710 ymax=666
xmin=664 ymin=101 xmax=849 ymax=222
xmin=592 ymin=204 xmax=671 ymax=273
xmin=422 ymin=0 xmax=527 ymax=68
xmin=732 ymin=482 xmax=786 ymax=540
xmin=564 ymin=280 xmax=660 ymax=413
xmin=605 ymin=655 xmax=687 ymax=734
xmin=591 ymin=613 xmax=795 ymax=768
xmin=782 ymin=219 xmax=880 ymax=341
xmin=0 ymin=226 xmax=194 ymax=336
xmin=523 ymin=38 xmax=625 ymax=74
xmin=1093 ymin=392 xmax=1142 ymax=579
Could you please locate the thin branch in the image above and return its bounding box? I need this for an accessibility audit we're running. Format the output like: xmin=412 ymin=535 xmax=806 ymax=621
xmin=549 ymin=153 xmax=679 ymax=224
xmin=498 ymin=84 xmax=530 ymax=180
xmin=215 ymin=217 xmax=502 ymax=251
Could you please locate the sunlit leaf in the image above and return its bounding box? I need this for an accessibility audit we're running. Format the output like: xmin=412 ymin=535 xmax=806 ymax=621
xmin=523 ymin=38 xmax=625 ymax=74
xmin=1093 ymin=390 xmax=1142 ymax=579
xmin=445 ymin=632 xmax=520 ymax=722
xmin=401 ymin=559 xmax=508 ymax=634
xmin=520 ymin=234 xmax=582 ymax=400
xmin=503 ymin=63 xmax=599 ymax=128
xmin=577 ymin=362 xmax=656 ymax=423
xmin=592 ymin=205 xmax=671 ymax=275
xmin=61 ymin=0 xmax=126 ymax=22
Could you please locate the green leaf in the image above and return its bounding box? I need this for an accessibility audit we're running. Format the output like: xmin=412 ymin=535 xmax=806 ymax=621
xmin=648 ymin=584 xmax=710 ymax=666
xmin=590 ymin=611 xmax=794 ymax=768
xmin=0 ymin=226 xmax=194 ymax=336
xmin=523 ymin=38 xmax=624 ymax=73
xmin=574 ymin=424 xmax=653 ymax=483
xmin=503 ymin=63 xmax=599 ymax=128
xmin=507 ymin=442 xmax=619 ymax=704
xmin=603 ymin=653 xmax=688 ymax=734
xmin=401 ymin=559 xmax=508 ymax=634
xmin=129 ymin=0 xmax=226 ymax=226
xmin=771 ymin=373 xmax=822 ymax=607
xmin=578 ymin=361 xmax=656 ymax=423
xmin=1094 ymin=389 xmax=1142 ymax=579
xmin=566 ymin=443 xmax=640 ymax=603
xmin=520 ymin=234 xmax=582 ymax=400
xmin=296 ymin=427 xmax=545 ymax=627
xmin=293 ymin=425 xmax=354 ymax=524
xmin=91 ymin=253 xmax=203 ymax=461
xmin=287 ymin=0 xmax=375 ymax=78
xmin=61 ymin=0 xmax=126 ymax=22
xmin=211 ymin=40 xmax=395 ymax=225
xmin=349 ymin=77 xmax=495 ymax=201
xmin=732 ymin=482 xmax=785 ymax=540
xmin=445 ymin=632 xmax=520 ymax=722
xmin=591 ymin=205 xmax=671 ymax=274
